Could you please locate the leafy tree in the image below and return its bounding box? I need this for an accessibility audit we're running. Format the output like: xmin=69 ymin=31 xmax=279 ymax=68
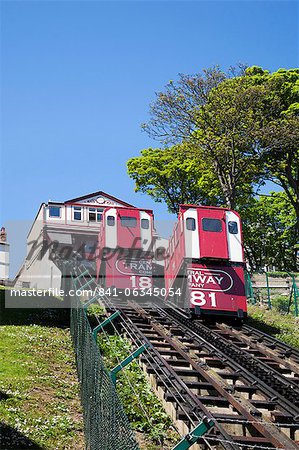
xmin=142 ymin=67 xmax=227 ymax=144
xmin=130 ymin=65 xmax=299 ymax=271
xmin=141 ymin=67 xmax=264 ymax=209
xmin=193 ymin=76 xmax=265 ymax=208
xmin=141 ymin=66 xmax=299 ymax=219
xmin=244 ymin=68 xmax=299 ymax=237
xmin=127 ymin=144 xmax=224 ymax=214
xmin=241 ymin=192 xmax=297 ymax=271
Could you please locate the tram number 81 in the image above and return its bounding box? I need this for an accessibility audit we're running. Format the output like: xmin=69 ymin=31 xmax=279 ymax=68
xmin=190 ymin=291 xmax=217 ymax=307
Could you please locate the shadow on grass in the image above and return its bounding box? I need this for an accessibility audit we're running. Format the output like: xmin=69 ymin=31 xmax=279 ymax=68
xmin=247 ymin=316 xmax=281 ymax=335
xmin=0 ymin=422 xmax=44 ymax=449
xmin=0 ymin=391 xmax=10 ymax=401
xmin=0 ymin=289 xmax=70 ymax=328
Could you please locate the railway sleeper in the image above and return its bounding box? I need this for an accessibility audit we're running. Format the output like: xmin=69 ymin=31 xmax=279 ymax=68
xmin=167 ymin=308 xmax=299 ymax=407
xmin=122 ymin=308 xmax=299 ymax=448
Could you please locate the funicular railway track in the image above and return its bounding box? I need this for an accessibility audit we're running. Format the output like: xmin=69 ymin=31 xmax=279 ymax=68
xmin=203 ymin=322 xmax=299 ymax=386
xmin=242 ymin=324 xmax=299 ymax=363
xmin=101 ymin=300 xmax=299 ymax=449
xmin=165 ymin=308 xmax=299 ymax=407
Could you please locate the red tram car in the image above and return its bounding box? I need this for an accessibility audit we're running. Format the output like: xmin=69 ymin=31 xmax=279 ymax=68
xmin=96 ymin=206 xmax=155 ymax=293
xmin=165 ymin=205 xmax=247 ymax=320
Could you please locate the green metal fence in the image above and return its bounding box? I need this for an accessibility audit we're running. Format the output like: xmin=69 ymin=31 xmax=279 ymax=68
xmin=245 ymin=270 xmax=299 ymax=317
xmin=69 ymin=289 xmax=140 ymax=450
xmin=245 ymin=270 xmax=256 ymax=304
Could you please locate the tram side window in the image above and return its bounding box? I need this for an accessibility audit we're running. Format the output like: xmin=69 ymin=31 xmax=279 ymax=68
xmin=121 ymin=217 xmax=137 ymax=228
xmin=228 ymin=221 xmax=238 ymax=234
xmin=186 ymin=218 xmax=196 ymax=231
xmin=202 ymin=218 xmax=222 ymax=232
xmin=107 ymin=216 xmax=115 ymax=226
xmin=141 ymin=219 xmax=149 ymax=229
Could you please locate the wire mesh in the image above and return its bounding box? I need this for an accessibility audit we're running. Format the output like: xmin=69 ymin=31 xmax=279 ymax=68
xmin=69 ymin=286 xmax=140 ymax=450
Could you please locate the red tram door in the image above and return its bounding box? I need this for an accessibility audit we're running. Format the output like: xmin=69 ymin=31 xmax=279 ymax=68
xmin=117 ymin=209 xmax=142 ymax=249
xmin=197 ymin=209 xmax=229 ymax=260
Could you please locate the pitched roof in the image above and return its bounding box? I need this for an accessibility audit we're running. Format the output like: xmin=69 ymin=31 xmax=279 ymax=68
xmin=64 ymin=190 xmax=135 ymax=207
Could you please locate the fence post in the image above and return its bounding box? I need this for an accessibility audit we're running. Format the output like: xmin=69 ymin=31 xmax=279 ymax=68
xmin=265 ymin=271 xmax=272 ymax=310
xmin=245 ymin=270 xmax=255 ymax=304
xmin=286 ymin=273 xmax=299 ymax=317
xmin=92 ymin=311 xmax=121 ymax=340
xmin=291 ymin=275 xmax=299 ymax=317
xmin=110 ymin=344 xmax=149 ymax=385
xmin=293 ymin=277 xmax=299 ymax=317
xmin=171 ymin=418 xmax=214 ymax=450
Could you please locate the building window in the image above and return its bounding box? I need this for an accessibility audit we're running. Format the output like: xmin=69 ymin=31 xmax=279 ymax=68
xmin=49 ymin=206 xmax=61 ymax=218
xmin=186 ymin=218 xmax=196 ymax=231
xmin=228 ymin=221 xmax=238 ymax=234
xmin=84 ymin=241 xmax=96 ymax=254
xmin=202 ymin=218 xmax=222 ymax=232
xmin=141 ymin=219 xmax=149 ymax=229
xmin=97 ymin=209 xmax=103 ymax=222
xmin=73 ymin=206 xmax=82 ymax=221
xmin=88 ymin=208 xmax=103 ymax=222
xmin=107 ymin=216 xmax=115 ymax=226
xmin=120 ymin=217 xmax=137 ymax=228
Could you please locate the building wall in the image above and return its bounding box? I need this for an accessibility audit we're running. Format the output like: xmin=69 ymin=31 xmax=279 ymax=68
xmin=15 ymin=205 xmax=60 ymax=289
xmin=15 ymin=247 xmax=61 ymax=290
xmin=45 ymin=204 xmax=103 ymax=231
xmin=0 ymin=243 xmax=10 ymax=280
xmin=26 ymin=206 xmax=45 ymax=258
xmin=15 ymin=203 xmax=103 ymax=290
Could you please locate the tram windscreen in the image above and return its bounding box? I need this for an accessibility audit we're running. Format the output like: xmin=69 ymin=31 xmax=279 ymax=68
xmin=202 ymin=218 xmax=222 ymax=232
xmin=120 ymin=216 xmax=137 ymax=228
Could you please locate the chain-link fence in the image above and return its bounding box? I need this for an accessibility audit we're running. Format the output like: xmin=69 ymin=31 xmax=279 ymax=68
xmin=69 ymin=284 xmax=140 ymax=450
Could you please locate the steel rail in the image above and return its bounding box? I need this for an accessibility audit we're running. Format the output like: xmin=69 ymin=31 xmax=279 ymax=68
xmin=242 ymin=324 xmax=299 ymax=361
xmin=121 ymin=303 xmax=298 ymax=450
xmin=117 ymin=309 xmax=238 ymax=450
xmin=162 ymin=306 xmax=299 ymax=413
xmin=212 ymin=323 xmax=299 ymax=379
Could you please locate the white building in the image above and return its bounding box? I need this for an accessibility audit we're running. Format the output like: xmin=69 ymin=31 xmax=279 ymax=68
xmin=0 ymin=227 xmax=10 ymax=281
xmin=14 ymin=191 xmax=135 ymax=290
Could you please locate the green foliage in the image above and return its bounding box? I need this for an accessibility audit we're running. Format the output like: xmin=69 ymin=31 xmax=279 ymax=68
xmin=267 ymin=271 xmax=298 ymax=278
xmin=271 ymin=295 xmax=292 ymax=314
xmin=127 ymin=144 xmax=223 ymax=213
xmin=129 ymin=64 xmax=299 ymax=267
xmin=194 ymin=75 xmax=265 ymax=208
xmin=245 ymin=68 xmax=299 ymax=236
xmin=97 ymin=333 xmax=178 ymax=446
xmin=248 ymin=305 xmax=299 ymax=349
xmin=142 ymin=67 xmax=227 ymax=144
xmin=241 ymin=191 xmax=297 ymax=271
xmin=0 ymin=286 xmax=70 ymax=327
xmin=85 ymin=303 xmax=105 ymax=318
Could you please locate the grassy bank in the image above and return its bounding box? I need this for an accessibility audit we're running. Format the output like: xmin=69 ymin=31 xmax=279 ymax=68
xmin=0 ymin=288 xmax=84 ymax=449
xmin=248 ymin=304 xmax=299 ymax=349
xmin=96 ymin=331 xmax=179 ymax=450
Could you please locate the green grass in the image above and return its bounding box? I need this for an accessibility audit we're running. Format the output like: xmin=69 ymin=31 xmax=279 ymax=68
xmin=248 ymin=305 xmax=299 ymax=349
xmin=96 ymin=332 xmax=179 ymax=450
xmin=0 ymin=288 xmax=84 ymax=449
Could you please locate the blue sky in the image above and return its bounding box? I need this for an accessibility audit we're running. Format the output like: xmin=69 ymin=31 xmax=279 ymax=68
xmin=1 ymin=0 xmax=298 ymax=275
